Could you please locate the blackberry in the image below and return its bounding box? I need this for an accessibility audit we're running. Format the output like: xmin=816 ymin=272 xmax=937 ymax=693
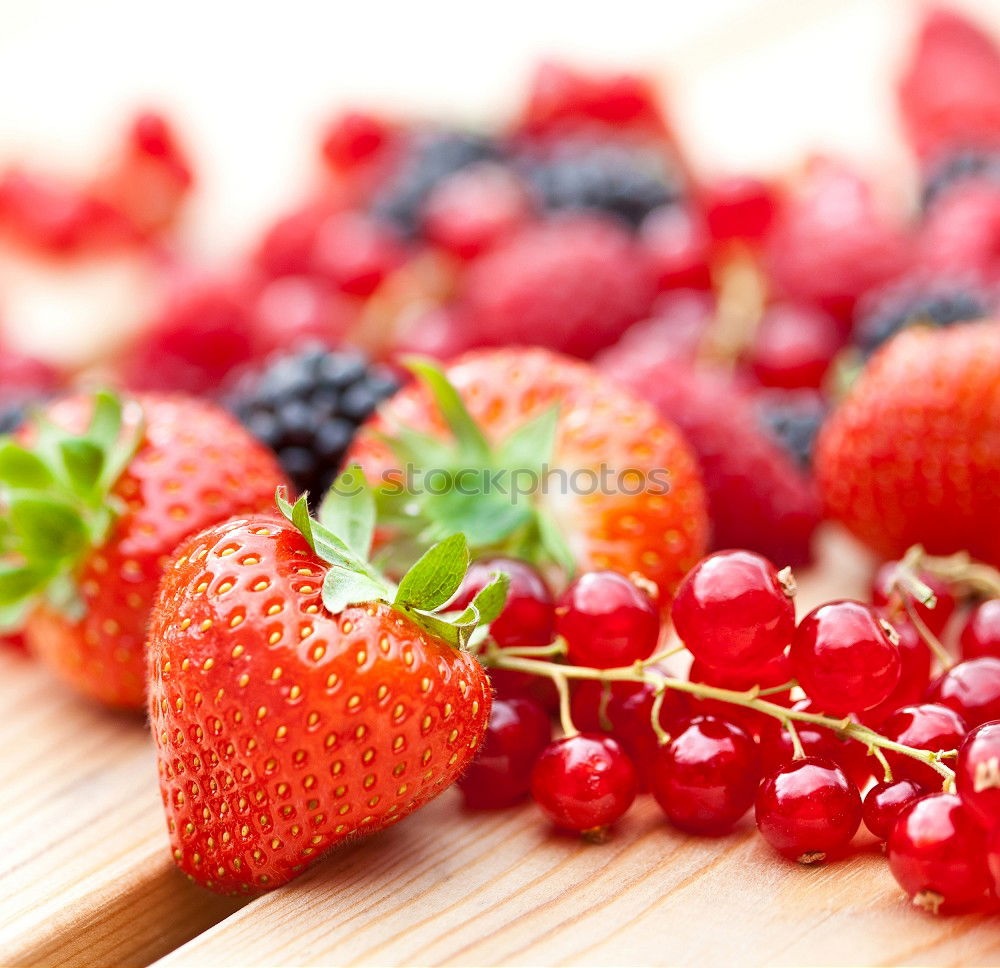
xmin=371 ymin=130 xmax=502 ymax=237
xmin=854 ymin=275 xmax=996 ymax=357
xmin=0 ymin=401 xmax=27 ymax=435
xmin=522 ymin=143 xmax=681 ymax=228
xmin=227 ymin=345 xmax=399 ymax=500
xmin=921 ymin=148 xmax=1000 ymax=209
xmin=756 ymin=390 xmax=827 ymax=469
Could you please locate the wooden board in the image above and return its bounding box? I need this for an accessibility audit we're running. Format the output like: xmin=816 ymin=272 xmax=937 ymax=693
xmin=0 ymin=651 xmax=244 ymax=968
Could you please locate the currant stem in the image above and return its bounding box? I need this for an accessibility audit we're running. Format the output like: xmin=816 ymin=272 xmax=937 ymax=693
xmin=648 ymin=684 xmax=672 ymax=747
xmin=901 ymin=594 xmax=953 ymax=671
xmin=870 ymin=745 xmax=893 ymax=783
xmin=913 ymin=546 xmax=1000 ymax=599
xmin=783 ymin=718 xmax=806 ymax=760
xmin=554 ymin=673 xmax=577 ymax=738
xmin=484 ymin=648 xmax=957 ymax=785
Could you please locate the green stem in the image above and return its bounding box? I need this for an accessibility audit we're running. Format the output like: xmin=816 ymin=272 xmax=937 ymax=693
xmin=485 ymin=649 xmax=957 ymax=787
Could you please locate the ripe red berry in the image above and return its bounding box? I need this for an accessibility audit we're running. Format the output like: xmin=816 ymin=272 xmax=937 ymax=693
xmin=872 ymin=562 xmax=957 ymax=638
xmin=880 ymin=704 xmax=968 ymax=789
xmin=672 ymin=550 xmax=795 ymax=673
xmin=863 ymin=611 xmax=933 ymax=726
xmin=311 ymin=212 xmax=406 ymax=297
xmin=452 ymin=557 xmax=554 ymax=651
xmin=703 ymin=175 xmax=778 ymax=244
xmin=531 ymin=734 xmax=638 ymax=834
xmin=747 ymin=302 xmax=842 ymax=391
xmin=649 ymin=716 xmax=761 ymax=835
xmin=862 ymin=779 xmax=926 ymax=841
xmin=888 ymin=793 xmax=993 ymax=915
xmin=557 ymin=571 xmax=659 ymax=669
xmin=790 ymin=600 xmax=901 ymax=715
xmin=955 ymin=721 xmax=1000 ymax=830
xmin=321 ymin=111 xmax=394 ymax=172
xmin=960 ymin=600 xmax=1000 ymax=660
xmin=755 ymin=757 xmax=862 ymax=863
xmin=422 ymin=163 xmax=530 ymax=260
xmin=926 ymin=657 xmax=1000 ymax=729
xmin=606 ymin=681 xmax=690 ymax=784
xmin=638 ymin=206 xmax=712 ymax=292
xmin=988 ymin=825 xmax=1000 ymax=897
xmin=458 ymin=696 xmax=552 ymax=809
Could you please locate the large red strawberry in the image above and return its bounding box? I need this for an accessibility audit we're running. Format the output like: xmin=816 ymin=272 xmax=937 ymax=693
xmin=348 ymin=348 xmax=708 ymax=602
xmin=148 ymin=483 xmax=502 ymax=892
xmin=816 ymin=320 xmax=1000 ymax=564
xmin=1 ymin=391 xmax=286 ymax=708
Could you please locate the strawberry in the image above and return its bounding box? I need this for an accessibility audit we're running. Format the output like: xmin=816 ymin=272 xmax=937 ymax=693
xmin=148 ymin=480 xmax=503 ymax=893
xmin=0 ymin=391 xmax=286 ymax=708
xmin=816 ymin=320 xmax=1000 ymax=564
xmin=348 ymin=349 xmax=709 ymax=602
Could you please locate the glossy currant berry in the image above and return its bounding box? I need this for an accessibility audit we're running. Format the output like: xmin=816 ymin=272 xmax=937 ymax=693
xmin=790 ymin=600 xmax=901 ymax=715
xmin=452 ymin=557 xmax=555 ymax=651
xmin=488 ymin=668 xmax=559 ymax=713
xmin=925 ymin=657 xmax=1000 ymax=729
xmin=988 ymin=825 xmax=1000 ymax=898
xmin=650 ymin=716 xmax=761 ymax=835
xmin=960 ymin=599 xmax=1000 ymax=660
xmin=689 ymin=652 xmax=794 ymax=740
xmin=862 ymin=779 xmax=926 ymax=841
xmin=955 ymin=721 xmax=1000 ymax=831
xmin=747 ymin=303 xmax=842 ymax=391
xmin=703 ymin=175 xmax=778 ymax=244
xmin=887 ymin=793 xmax=993 ymax=915
xmin=639 ymin=205 xmax=713 ymax=292
xmin=863 ymin=611 xmax=933 ymax=726
xmin=458 ymin=696 xmax=552 ymax=809
xmin=557 ymin=571 xmax=659 ymax=669
xmin=607 ymin=681 xmax=690 ymax=785
xmin=570 ymin=679 xmax=688 ymax=739
xmin=755 ymin=757 xmax=862 ymax=863
xmin=872 ymin=563 xmax=957 ymax=638
xmin=758 ymin=699 xmax=872 ymax=791
xmin=531 ymin=734 xmax=638 ymax=834
xmin=879 ymin=704 xmax=968 ymax=789
xmin=671 ymin=550 xmax=795 ymax=673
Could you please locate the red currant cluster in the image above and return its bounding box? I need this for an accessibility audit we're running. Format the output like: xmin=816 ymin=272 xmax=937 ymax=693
xmin=458 ymin=548 xmax=1000 ymax=917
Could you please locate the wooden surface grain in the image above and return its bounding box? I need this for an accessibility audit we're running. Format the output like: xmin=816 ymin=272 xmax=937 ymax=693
xmin=0 ymin=652 xmax=244 ymax=968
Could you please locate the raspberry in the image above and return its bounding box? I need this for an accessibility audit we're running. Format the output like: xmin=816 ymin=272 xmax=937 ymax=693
xmin=915 ymin=181 xmax=1000 ymax=279
xmin=522 ymin=142 xmax=680 ymax=228
xmin=252 ymin=197 xmax=344 ymax=279
xmin=764 ymin=158 xmax=909 ymax=326
xmin=853 ymin=273 xmax=995 ymax=357
xmin=597 ymin=346 xmax=821 ymax=565
xmin=227 ymin=344 xmax=399 ymax=499
xmin=250 ymin=276 xmax=358 ymax=358
xmin=371 ymin=130 xmax=501 ymax=237
xmin=320 ymin=111 xmax=395 ymax=173
xmin=458 ymin=215 xmax=656 ymax=358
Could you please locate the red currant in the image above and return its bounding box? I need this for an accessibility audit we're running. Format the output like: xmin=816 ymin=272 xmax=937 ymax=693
xmin=758 ymin=699 xmax=872 ymax=790
xmin=311 ymin=212 xmax=406 ymax=297
xmin=755 ymin=757 xmax=862 ymax=863
xmin=689 ymin=652 xmax=793 ymax=740
xmin=888 ymin=793 xmax=992 ymax=914
xmin=671 ymin=550 xmax=795 ymax=673
xmin=321 ymin=111 xmax=394 ymax=172
xmin=650 ymin=716 xmax=761 ymax=835
xmin=452 ymin=557 xmax=555 ymax=651
xmin=488 ymin=668 xmax=559 ymax=713
xmin=790 ymin=600 xmax=901 ymax=715
xmin=557 ymin=571 xmax=659 ymax=669
xmin=423 ymin=164 xmax=530 ymax=260
xmin=988 ymin=825 xmax=1000 ymax=897
xmin=458 ymin=696 xmax=552 ymax=809
xmin=862 ymin=611 xmax=932 ymax=726
xmin=926 ymin=657 xmax=1000 ymax=729
xmin=530 ymin=734 xmax=638 ymax=834
xmin=960 ymin=599 xmax=1000 ymax=660
xmin=879 ymin=703 xmax=968 ymax=788
xmin=955 ymin=721 xmax=1000 ymax=831
xmin=748 ymin=302 xmax=842 ymax=390
xmin=639 ymin=205 xmax=713 ymax=292
xmin=606 ymin=681 xmax=690 ymax=785
xmin=862 ymin=779 xmax=925 ymax=841
xmin=872 ymin=563 xmax=956 ymax=638
xmin=703 ymin=175 xmax=778 ymax=244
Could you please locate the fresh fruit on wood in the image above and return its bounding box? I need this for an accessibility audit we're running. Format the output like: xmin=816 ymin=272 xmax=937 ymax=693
xmin=348 ymin=349 xmax=708 ymax=601
xmin=816 ymin=320 xmax=1000 ymax=564
xmin=0 ymin=391 xmax=286 ymax=708
xmin=148 ymin=480 xmax=505 ymax=892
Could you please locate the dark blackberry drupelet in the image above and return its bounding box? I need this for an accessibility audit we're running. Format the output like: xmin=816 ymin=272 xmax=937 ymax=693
xmin=522 ymin=143 xmax=681 ymax=228
xmin=756 ymin=390 xmax=827 ymax=470
xmin=227 ymin=345 xmax=399 ymax=499
xmin=371 ymin=130 xmax=502 ymax=237
xmin=921 ymin=149 xmax=1000 ymax=209
xmin=853 ymin=276 xmax=995 ymax=357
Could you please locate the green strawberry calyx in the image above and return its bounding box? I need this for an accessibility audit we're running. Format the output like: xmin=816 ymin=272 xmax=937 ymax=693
xmin=0 ymin=391 xmax=146 ymax=629
xmin=367 ymin=357 xmax=577 ymax=580
xmin=276 ymin=468 xmax=509 ymax=651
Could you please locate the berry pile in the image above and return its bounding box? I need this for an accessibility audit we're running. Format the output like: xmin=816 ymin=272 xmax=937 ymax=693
xmin=0 ymin=0 xmax=998 ymax=928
